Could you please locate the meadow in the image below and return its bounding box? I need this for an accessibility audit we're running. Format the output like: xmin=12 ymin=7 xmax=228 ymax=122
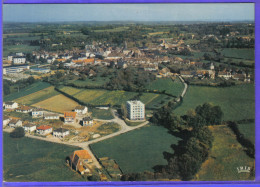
xmin=91 ymin=108 xmax=114 ymax=120
xmin=174 ymin=84 xmax=255 ymax=121
xmin=4 ymin=82 xmax=51 ymax=102
xmin=14 ymin=86 xmax=59 ymax=105
xmin=3 ymin=44 xmax=40 ymax=57
xmin=90 ymin=124 xmax=180 ymax=174
xmin=195 ymin=125 xmax=254 ymax=181
xmin=32 ymin=94 xmax=79 ymax=113
xmin=221 ymin=48 xmax=254 ymax=60
xmin=3 ymin=132 xmax=85 ymax=182
xmin=69 ymin=76 xmax=109 ymax=87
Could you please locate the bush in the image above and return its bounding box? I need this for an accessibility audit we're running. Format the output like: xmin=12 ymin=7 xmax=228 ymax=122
xmin=10 ymin=127 xmax=25 ymax=138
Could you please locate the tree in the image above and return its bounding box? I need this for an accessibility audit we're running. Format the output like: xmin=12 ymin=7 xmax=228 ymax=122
xmin=10 ymin=127 xmax=25 ymax=138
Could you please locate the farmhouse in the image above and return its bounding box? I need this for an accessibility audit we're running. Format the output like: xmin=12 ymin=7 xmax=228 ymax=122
xmin=126 ymin=100 xmax=145 ymax=120
xmin=23 ymin=123 xmax=37 ymax=133
xmin=36 ymin=125 xmax=53 ymax=135
xmin=16 ymin=105 xmax=33 ymax=113
xmin=74 ymin=106 xmax=88 ymax=115
xmin=3 ymin=116 xmax=11 ymax=127
xmin=68 ymin=150 xmax=93 ymax=175
xmin=31 ymin=108 xmax=44 ymax=118
xmin=64 ymin=112 xmax=77 ymax=123
xmin=4 ymin=101 xmax=18 ymax=109
xmin=82 ymin=117 xmax=94 ymax=126
xmin=8 ymin=119 xmax=23 ymax=128
xmin=53 ymin=128 xmax=70 ymax=138
xmin=44 ymin=113 xmax=60 ymax=120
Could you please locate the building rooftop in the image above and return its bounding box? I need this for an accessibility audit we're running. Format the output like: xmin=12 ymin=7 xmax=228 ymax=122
xmin=54 ymin=128 xmax=69 ymax=133
xmin=37 ymin=125 xmax=52 ymax=130
xmin=64 ymin=112 xmax=77 ymax=118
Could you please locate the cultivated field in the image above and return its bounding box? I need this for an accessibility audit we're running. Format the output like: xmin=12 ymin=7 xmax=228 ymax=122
xmin=195 ymin=125 xmax=254 ymax=181
xmin=174 ymin=84 xmax=255 ymax=121
xmin=32 ymin=94 xmax=79 ymax=113
xmin=3 ymin=133 xmax=85 ymax=182
xmin=4 ymin=82 xmax=51 ymax=102
xmin=14 ymin=86 xmax=59 ymax=105
xmin=91 ymin=124 xmax=180 ymax=174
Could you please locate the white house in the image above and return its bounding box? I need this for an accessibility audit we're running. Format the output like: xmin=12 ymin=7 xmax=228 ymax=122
xmin=13 ymin=56 xmax=26 ymax=64
xmin=4 ymin=101 xmax=18 ymax=109
xmin=3 ymin=116 xmax=11 ymax=127
xmin=36 ymin=125 xmax=53 ymax=135
xmin=16 ymin=105 xmax=33 ymax=113
xmin=218 ymin=71 xmax=232 ymax=80
xmin=82 ymin=117 xmax=94 ymax=126
xmin=44 ymin=113 xmax=60 ymax=120
xmin=126 ymin=100 xmax=145 ymax=120
xmin=8 ymin=119 xmax=23 ymax=128
xmin=53 ymin=128 xmax=70 ymax=138
xmin=74 ymin=106 xmax=88 ymax=115
xmin=23 ymin=123 xmax=37 ymax=133
xmin=31 ymin=108 xmax=44 ymax=118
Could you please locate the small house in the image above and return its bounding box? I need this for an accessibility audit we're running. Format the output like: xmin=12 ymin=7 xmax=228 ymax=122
xmin=3 ymin=116 xmax=11 ymax=127
xmin=82 ymin=117 xmax=94 ymax=126
xmin=53 ymin=128 xmax=70 ymax=138
xmin=36 ymin=125 xmax=53 ymax=135
xmin=74 ymin=106 xmax=88 ymax=115
xmin=180 ymin=71 xmax=193 ymax=78
xmin=9 ymin=119 xmax=23 ymax=128
xmin=69 ymin=150 xmax=93 ymax=175
xmin=4 ymin=101 xmax=18 ymax=109
xmin=64 ymin=112 xmax=77 ymax=123
xmin=16 ymin=105 xmax=33 ymax=113
xmin=44 ymin=113 xmax=60 ymax=120
xmin=23 ymin=123 xmax=37 ymax=133
xmin=32 ymin=108 xmax=44 ymax=118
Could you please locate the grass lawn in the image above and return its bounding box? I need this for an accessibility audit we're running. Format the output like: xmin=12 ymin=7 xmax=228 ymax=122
xmin=146 ymin=94 xmax=174 ymax=109
xmin=195 ymin=125 xmax=254 ymax=181
xmin=174 ymin=84 xmax=255 ymax=121
xmin=3 ymin=132 xmax=85 ymax=182
xmin=237 ymin=123 xmax=255 ymax=143
xmin=221 ymin=48 xmax=254 ymax=60
xmin=4 ymin=111 xmax=36 ymax=122
xmin=90 ymin=124 xmax=181 ymax=174
xmin=32 ymin=94 xmax=79 ymax=113
xmin=96 ymin=122 xmax=121 ymax=135
xmin=91 ymin=108 xmax=114 ymax=120
xmin=4 ymin=82 xmax=51 ymax=102
xmin=14 ymin=86 xmax=59 ymax=105
xmin=146 ymin=77 xmax=184 ymax=97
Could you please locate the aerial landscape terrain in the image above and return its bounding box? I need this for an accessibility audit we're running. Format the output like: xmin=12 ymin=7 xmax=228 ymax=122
xmin=2 ymin=3 xmax=255 ymax=182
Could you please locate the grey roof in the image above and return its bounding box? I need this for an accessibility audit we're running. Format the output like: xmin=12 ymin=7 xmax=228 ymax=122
xmin=5 ymin=101 xmax=15 ymax=105
xmin=82 ymin=117 xmax=93 ymax=121
xmin=24 ymin=123 xmax=36 ymax=127
xmin=54 ymin=128 xmax=69 ymax=133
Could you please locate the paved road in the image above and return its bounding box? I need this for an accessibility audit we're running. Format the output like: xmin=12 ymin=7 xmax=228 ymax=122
xmin=177 ymin=75 xmax=188 ymax=101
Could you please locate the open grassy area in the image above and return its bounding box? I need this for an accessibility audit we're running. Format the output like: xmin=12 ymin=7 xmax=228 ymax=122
xmin=69 ymin=76 xmax=109 ymax=87
xmin=237 ymin=123 xmax=255 ymax=143
xmin=14 ymin=86 xmax=59 ymax=105
xmin=3 ymin=132 xmax=85 ymax=182
xmin=91 ymin=108 xmax=114 ymax=120
xmin=146 ymin=94 xmax=174 ymax=109
xmin=146 ymin=77 xmax=184 ymax=97
xmin=96 ymin=122 xmax=121 ymax=135
xmin=221 ymin=48 xmax=254 ymax=60
xmin=3 ymin=44 xmax=40 ymax=57
xmin=4 ymin=82 xmax=51 ymax=102
xmin=91 ymin=124 xmax=181 ymax=174
xmin=32 ymin=94 xmax=79 ymax=113
xmin=93 ymin=26 xmax=129 ymax=33
xmin=195 ymin=125 xmax=254 ymax=181
xmin=174 ymin=84 xmax=255 ymax=121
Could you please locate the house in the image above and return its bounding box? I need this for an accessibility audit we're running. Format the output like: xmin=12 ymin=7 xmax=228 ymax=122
xmin=44 ymin=113 xmax=60 ymax=120
xmin=232 ymin=73 xmax=250 ymax=82
xmin=159 ymin=67 xmax=172 ymax=77
xmin=218 ymin=71 xmax=232 ymax=80
xmin=3 ymin=116 xmax=11 ymax=127
xmin=31 ymin=108 xmax=44 ymax=118
xmin=64 ymin=112 xmax=77 ymax=123
xmin=23 ymin=123 xmax=37 ymax=133
xmin=69 ymin=150 xmax=93 ymax=175
xmin=16 ymin=105 xmax=33 ymax=113
xmin=8 ymin=119 xmax=23 ymax=128
xmin=180 ymin=71 xmax=193 ymax=78
xmin=82 ymin=117 xmax=94 ymax=126
xmin=53 ymin=128 xmax=70 ymax=138
xmin=36 ymin=125 xmax=53 ymax=135
xmin=4 ymin=101 xmax=18 ymax=109
xmin=74 ymin=106 xmax=88 ymax=115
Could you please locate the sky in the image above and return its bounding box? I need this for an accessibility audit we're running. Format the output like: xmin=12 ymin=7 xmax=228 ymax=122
xmin=3 ymin=3 xmax=254 ymax=22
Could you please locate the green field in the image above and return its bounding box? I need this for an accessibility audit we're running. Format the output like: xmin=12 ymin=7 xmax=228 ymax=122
xmin=91 ymin=124 xmax=181 ymax=174
xmin=3 ymin=44 xmax=40 ymax=57
xmin=221 ymin=48 xmax=254 ymax=60
xmin=91 ymin=108 xmax=114 ymax=120
xmin=237 ymin=123 xmax=255 ymax=143
xmin=3 ymin=133 xmax=85 ymax=182
xmin=93 ymin=26 xmax=129 ymax=33
xmin=174 ymin=84 xmax=255 ymax=121
xmin=195 ymin=125 xmax=254 ymax=181
xmin=146 ymin=77 xmax=184 ymax=97
xmin=146 ymin=94 xmax=174 ymax=109
xmin=69 ymin=76 xmax=109 ymax=87
xmin=4 ymin=82 xmax=51 ymax=102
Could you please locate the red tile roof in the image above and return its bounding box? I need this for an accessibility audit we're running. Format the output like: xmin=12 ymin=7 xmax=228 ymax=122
xmin=64 ymin=112 xmax=76 ymax=118
xmin=37 ymin=125 xmax=52 ymax=130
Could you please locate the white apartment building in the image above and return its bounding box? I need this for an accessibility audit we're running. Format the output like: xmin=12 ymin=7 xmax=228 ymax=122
xmin=126 ymin=100 xmax=145 ymax=120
